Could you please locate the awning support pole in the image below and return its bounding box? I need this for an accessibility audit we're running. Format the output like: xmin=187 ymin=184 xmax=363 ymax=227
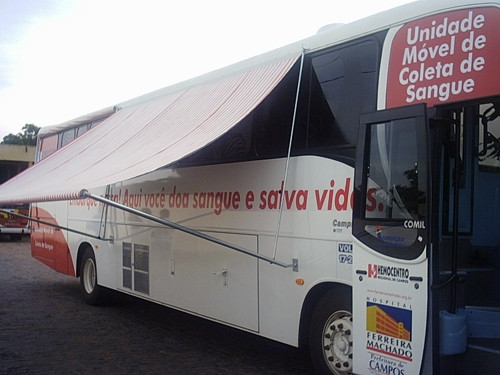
xmin=273 ymin=50 xmax=305 ymax=260
xmin=84 ymin=192 xmax=298 ymax=271
xmin=0 ymin=209 xmax=107 ymax=241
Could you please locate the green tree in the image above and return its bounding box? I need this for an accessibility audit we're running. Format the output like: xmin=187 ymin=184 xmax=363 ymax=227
xmin=2 ymin=124 xmax=40 ymax=146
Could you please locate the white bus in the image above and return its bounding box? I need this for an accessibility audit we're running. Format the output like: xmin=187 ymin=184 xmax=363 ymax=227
xmin=1 ymin=1 xmax=500 ymax=374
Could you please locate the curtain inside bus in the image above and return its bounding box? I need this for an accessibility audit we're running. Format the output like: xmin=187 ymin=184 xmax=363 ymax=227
xmin=0 ymin=55 xmax=299 ymax=204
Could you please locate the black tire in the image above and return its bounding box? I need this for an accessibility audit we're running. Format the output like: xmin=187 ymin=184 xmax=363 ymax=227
xmin=309 ymin=288 xmax=353 ymax=375
xmin=79 ymin=246 xmax=104 ymax=305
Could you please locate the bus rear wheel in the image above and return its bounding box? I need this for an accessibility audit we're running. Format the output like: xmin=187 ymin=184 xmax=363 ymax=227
xmin=79 ymin=247 xmax=104 ymax=305
xmin=309 ymin=289 xmax=353 ymax=375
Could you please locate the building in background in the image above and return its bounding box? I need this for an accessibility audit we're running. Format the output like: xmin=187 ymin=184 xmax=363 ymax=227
xmin=0 ymin=144 xmax=35 ymax=183
xmin=0 ymin=144 xmax=34 ymax=239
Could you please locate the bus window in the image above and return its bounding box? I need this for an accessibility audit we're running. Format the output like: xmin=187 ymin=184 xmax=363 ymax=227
xmin=364 ymin=119 xmax=426 ymax=258
xmin=60 ymin=128 xmax=75 ymax=148
xmin=354 ymin=105 xmax=427 ymax=260
xmin=304 ymin=67 xmax=340 ymax=148
xmin=39 ymin=134 xmax=58 ymax=161
xmin=76 ymin=124 xmax=90 ymax=137
xmin=218 ymin=119 xmax=252 ymax=160
xmin=301 ymin=36 xmax=381 ymax=161
xmin=254 ymin=68 xmax=298 ymax=158
xmin=311 ymin=40 xmax=378 ymax=145
xmin=365 ymin=120 xmax=424 ymax=220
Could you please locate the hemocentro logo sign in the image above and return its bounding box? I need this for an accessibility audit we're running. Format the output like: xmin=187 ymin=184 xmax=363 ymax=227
xmin=385 ymin=7 xmax=500 ymax=108
xmin=368 ymin=264 xmax=410 ymax=284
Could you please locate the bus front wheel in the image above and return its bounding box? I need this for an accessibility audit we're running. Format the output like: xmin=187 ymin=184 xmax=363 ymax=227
xmin=79 ymin=247 xmax=104 ymax=305
xmin=309 ymin=289 xmax=353 ymax=375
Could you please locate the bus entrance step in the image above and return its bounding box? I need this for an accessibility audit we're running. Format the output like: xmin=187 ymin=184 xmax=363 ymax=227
xmin=465 ymin=306 xmax=500 ymax=339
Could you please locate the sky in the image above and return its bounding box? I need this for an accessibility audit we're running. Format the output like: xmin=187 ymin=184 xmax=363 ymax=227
xmin=0 ymin=0 xmax=414 ymax=139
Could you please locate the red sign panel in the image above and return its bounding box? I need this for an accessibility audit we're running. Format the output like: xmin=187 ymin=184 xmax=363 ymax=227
xmin=386 ymin=7 xmax=500 ymax=108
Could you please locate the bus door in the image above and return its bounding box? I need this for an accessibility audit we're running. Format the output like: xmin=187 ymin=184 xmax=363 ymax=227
xmin=352 ymin=104 xmax=429 ymax=375
xmin=434 ymin=99 xmax=500 ymax=375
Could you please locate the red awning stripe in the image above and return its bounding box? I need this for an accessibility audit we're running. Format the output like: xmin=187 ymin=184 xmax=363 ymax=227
xmin=0 ymin=55 xmax=299 ymax=204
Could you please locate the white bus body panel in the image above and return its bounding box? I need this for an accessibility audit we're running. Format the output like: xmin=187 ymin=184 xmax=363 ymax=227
xmin=62 ymin=156 xmax=354 ymax=346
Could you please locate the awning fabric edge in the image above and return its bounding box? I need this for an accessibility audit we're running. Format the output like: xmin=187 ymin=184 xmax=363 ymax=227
xmin=38 ymin=106 xmax=118 ymax=138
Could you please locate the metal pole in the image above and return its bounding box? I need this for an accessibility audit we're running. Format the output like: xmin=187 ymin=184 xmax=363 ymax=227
xmin=273 ymin=50 xmax=305 ymax=260
xmin=84 ymin=192 xmax=297 ymax=270
xmin=0 ymin=209 xmax=105 ymax=240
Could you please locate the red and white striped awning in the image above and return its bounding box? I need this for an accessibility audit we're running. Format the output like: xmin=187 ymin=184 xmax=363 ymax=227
xmin=0 ymin=55 xmax=299 ymax=204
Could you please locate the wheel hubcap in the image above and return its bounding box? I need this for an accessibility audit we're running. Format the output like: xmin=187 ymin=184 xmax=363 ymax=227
xmin=322 ymin=310 xmax=353 ymax=374
xmin=82 ymin=258 xmax=96 ymax=294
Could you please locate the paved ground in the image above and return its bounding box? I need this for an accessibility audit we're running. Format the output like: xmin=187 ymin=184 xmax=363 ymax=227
xmin=0 ymin=237 xmax=313 ymax=375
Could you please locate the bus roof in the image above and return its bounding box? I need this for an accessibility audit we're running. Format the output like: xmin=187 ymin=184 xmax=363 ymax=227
xmin=41 ymin=0 xmax=499 ymax=133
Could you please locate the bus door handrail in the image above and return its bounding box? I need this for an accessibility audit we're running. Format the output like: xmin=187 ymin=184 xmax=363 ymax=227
xmin=83 ymin=191 xmax=299 ymax=271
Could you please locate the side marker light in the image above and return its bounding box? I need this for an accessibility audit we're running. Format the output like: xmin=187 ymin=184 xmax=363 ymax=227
xmin=296 ymin=278 xmax=305 ymax=286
